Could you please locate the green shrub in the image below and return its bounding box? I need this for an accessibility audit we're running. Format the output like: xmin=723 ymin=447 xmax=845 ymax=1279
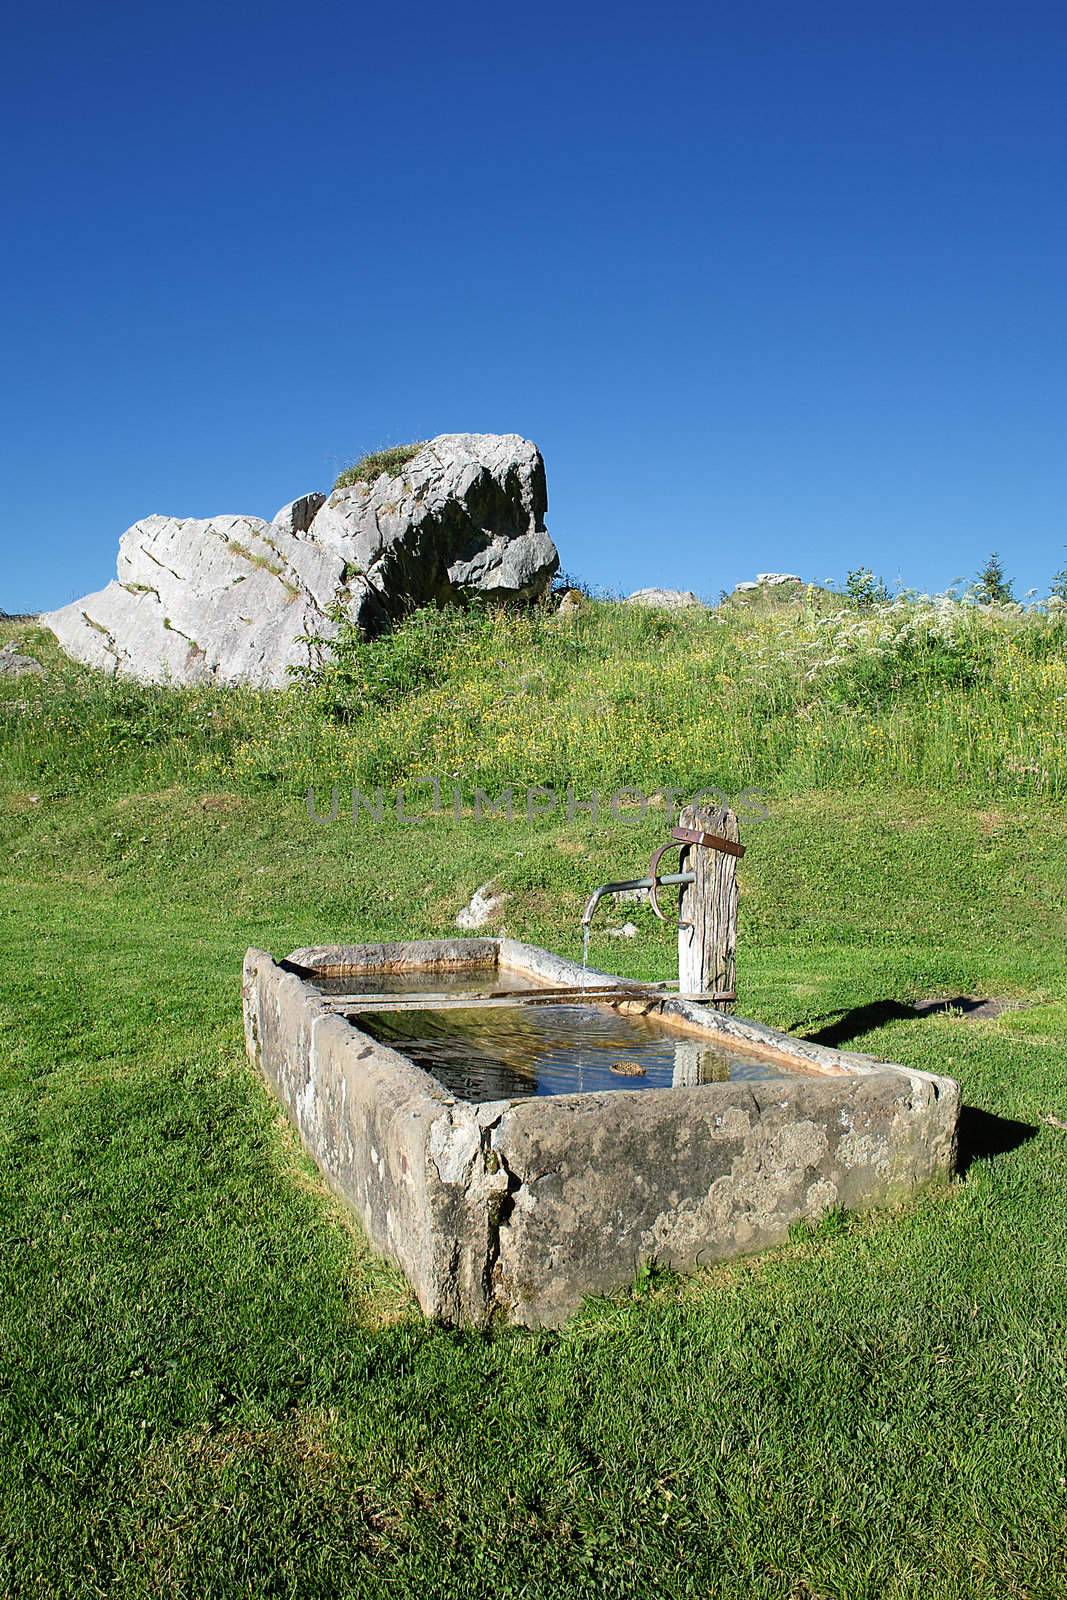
xmin=812 ymin=603 xmax=996 ymax=704
xmin=333 ymin=442 xmax=425 ymax=491
xmin=1050 ymin=546 xmax=1067 ymax=604
xmin=844 ymin=567 xmax=890 ymax=609
xmin=300 ymin=603 xmax=496 ymax=723
xmin=975 ymin=551 xmax=1014 ymax=604
xmin=810 ymin=599 xmax=1067 ymax=708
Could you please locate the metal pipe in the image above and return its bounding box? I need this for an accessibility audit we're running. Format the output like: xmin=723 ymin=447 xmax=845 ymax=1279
xmin=580 ymin=870 xmax=694 ymax=930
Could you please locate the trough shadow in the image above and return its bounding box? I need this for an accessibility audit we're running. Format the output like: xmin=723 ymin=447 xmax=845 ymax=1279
xmin=798 ymin=999 xmax=1040 ymax=1176
xmin=955 ymin=1106 xmax=1039 ymax=1177
xmin=802 ymin=999 xmax=918 ymax=1048
xmin=802 ymin=995 xmax=1022 ymax=1049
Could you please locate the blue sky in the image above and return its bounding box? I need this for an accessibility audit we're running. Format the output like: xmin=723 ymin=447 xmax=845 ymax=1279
xmin=4 ymin=0 xmax=1066 ymax=610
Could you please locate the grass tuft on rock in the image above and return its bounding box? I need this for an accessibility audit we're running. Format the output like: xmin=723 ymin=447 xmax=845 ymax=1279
xmin=333 ymin=443 xmax=425 ymax=491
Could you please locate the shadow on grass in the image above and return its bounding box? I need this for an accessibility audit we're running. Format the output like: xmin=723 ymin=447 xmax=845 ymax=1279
xmin=801 ymin=995 xmax=1023 ymax=1049
xmin=955 ymin=1105 xmax=1040 ymax=1176
xmin=797 ymin=998 xmax=1040 ymax=1177
xmin=801 ymin=998 xmax=920 ymax=1048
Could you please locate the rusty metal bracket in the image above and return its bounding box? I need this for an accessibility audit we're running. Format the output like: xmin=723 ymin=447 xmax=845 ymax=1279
xmin=669 ymin=824 xmax=746 ymax=858
xmin=645 ymin=824 xmax=745 ymax=923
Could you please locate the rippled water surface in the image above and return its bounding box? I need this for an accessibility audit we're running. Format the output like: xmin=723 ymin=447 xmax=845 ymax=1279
xmin=349 ymin=1002 xmax=803 ymax=1103
xmin=304 ymin=967 xmax=806 ymax=1102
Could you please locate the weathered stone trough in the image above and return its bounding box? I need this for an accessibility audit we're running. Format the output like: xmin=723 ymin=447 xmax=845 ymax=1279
xmin=242 ymin=936 xmax=959 ymax=1327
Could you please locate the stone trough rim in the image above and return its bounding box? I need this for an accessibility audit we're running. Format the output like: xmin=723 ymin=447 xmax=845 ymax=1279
xmin=281 ymin=935 xmax=956 ymax=1097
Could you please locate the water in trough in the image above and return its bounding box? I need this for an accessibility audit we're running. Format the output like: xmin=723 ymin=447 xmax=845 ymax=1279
xmin=307 ymin=971 xmax=806 ymax=1104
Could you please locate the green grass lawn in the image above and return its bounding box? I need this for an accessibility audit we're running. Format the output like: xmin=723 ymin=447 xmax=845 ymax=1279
xmin=1 ymin=609 xmax=1066 ymax=1597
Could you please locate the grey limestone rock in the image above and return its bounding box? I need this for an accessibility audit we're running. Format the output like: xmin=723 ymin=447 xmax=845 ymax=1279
xmin=626 ymin=587 xmax=703 ymax=609
xmin=0 ymin=642 xmax=45 ymax=677
xmin=43 ymin=434 xmax=558 ymax=686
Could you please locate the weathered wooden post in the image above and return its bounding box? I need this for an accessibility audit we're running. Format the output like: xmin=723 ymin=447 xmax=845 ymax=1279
xmin=675 ymin=801 xmax=743 ymax=1009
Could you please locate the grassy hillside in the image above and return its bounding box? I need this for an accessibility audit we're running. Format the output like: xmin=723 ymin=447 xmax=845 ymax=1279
xmin=1 ymin=601 xmax=1066 ymax=1598
xmin=5 ymin=591 xmax=1066 ymax=802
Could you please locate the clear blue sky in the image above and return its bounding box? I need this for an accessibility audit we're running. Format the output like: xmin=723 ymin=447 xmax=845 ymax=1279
xmin=4 ymin=0 xmax=1066 ymax=611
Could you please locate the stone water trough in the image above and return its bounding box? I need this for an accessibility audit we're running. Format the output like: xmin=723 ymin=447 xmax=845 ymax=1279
xmin=242 ymin=933 xmax=959 ymax=1328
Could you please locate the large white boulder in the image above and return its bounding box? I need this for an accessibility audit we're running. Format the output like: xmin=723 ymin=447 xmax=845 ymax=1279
xmin=43 ymin=434 xmax=558 ymax=687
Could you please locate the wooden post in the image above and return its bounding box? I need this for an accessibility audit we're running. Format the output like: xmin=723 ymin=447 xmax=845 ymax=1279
xmin=676 ymin=802 xmax=741 ymax=1009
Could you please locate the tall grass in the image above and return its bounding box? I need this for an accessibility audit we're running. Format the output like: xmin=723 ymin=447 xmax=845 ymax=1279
xmin=3 ymin=595 xmax=1066 ymax=801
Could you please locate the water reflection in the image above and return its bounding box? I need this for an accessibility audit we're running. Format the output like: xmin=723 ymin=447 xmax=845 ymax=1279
xmin=351 ymin=1001 xmax=797 ymax=1104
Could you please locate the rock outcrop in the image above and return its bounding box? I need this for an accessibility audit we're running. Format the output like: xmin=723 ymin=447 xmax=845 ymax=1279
xmin=0 ymin=642 xmax=45 ymax=678
xmin=626 ymin=588 xmax=703 ymax=609
xmin=732 ymin=573 xmax=803 ymax=593
xmin=454 ymin=882 xmax=508 ymax=930
xmin=43 ymin=434 xmax=558 ymax=687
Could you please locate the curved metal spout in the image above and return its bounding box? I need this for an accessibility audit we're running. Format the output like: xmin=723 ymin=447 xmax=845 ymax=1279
xmin=581 ymin=871 xmax=694 ymax=931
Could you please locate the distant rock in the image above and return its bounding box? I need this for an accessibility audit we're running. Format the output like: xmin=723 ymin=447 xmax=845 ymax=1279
xmin=556 ymin=588 xmax=584 ymax=615
xmin=626 ymin=588 xmax=703 ymax=609
xmin=733 ymin=573 xmax=803 ymax=593
xmin=455 ymin=882 xmax=507 ymax=930
xmin=0 ymin=642 xmax=45 ymax=678
xmin=43 ymin=434 xmax=558 ymax=687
